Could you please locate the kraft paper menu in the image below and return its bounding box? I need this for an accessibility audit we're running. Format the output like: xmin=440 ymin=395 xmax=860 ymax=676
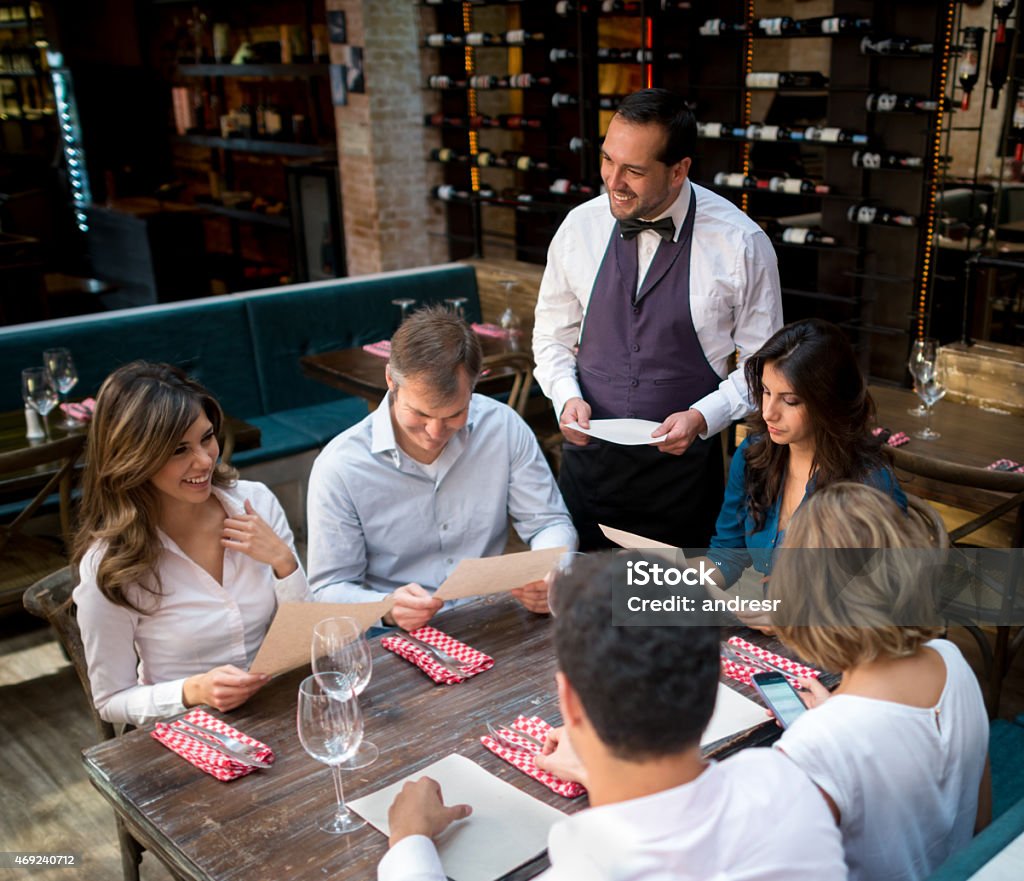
xmin=598 ymin=523 xmax=678 ymax=550
xmin=349 ymin=754 xmax=565 ymax=881
xmin=434 ymin=546 xmax=568 ymax=601
xmin=249 ymin=599 xmax=392 ymax=676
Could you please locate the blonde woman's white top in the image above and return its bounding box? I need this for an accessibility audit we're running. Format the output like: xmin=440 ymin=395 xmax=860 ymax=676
xmin=777 ymin=639 xmax=989 ymax=881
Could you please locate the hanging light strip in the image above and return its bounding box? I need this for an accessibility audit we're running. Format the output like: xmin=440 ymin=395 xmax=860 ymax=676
xmin=47 ymin=51 xmax=91 ymax=233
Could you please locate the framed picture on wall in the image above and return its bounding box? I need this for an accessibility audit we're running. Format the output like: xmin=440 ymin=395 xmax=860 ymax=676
xmin=345 ymin=46 xmax=365 ymax=94
xmin=327 ymin=11 xmax=347 ymax=44
xmin=330 ymin=64 xmax=347 ymax=106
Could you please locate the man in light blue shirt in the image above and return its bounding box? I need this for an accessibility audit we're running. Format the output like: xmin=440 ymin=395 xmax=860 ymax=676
xmin=307 ymin=306 xmax=577 ymax=630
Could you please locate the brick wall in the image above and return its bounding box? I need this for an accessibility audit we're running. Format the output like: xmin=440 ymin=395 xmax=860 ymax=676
xmin=326 ymin=0 xmax=447 ymax=275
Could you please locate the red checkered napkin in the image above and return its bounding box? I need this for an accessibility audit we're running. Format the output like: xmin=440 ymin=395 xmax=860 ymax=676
xmin=59 ymin=397 xmax=95 ymax=422
xmin=480 ymin=715 xmax=585 ymax=799
xmin=361 ymin=340 xmax=391 ymax=358
xmin=471 ymin=322 xmax=508 ymax=339
xmin=151 ymin=709 xmax=273 ymax=781
xmin=721 ymin=636 xmax=821 ymax=689
xmin=988 ymin=459 xmax=1024 ymax=473
xmin=381 ymin=626 xmax=493 ymax=685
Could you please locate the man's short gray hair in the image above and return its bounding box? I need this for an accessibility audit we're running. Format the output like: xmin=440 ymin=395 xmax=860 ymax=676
xmin=388 ymin=305 xmax=483 ymax=399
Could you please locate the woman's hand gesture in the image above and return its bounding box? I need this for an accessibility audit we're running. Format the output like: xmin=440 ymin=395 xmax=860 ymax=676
xmin=221 ymin=499 xmax=298 ymax=578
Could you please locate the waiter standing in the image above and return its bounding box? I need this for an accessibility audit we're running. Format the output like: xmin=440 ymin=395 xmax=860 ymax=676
xmin=533 ymin=89 xmax=782 ymax=550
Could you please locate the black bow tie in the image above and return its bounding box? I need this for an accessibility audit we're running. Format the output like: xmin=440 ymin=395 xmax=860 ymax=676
xmin=618 ymin=217 xmax=676 ymax=241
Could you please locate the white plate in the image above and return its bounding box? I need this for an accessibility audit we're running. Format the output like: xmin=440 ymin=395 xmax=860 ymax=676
xmin=567 ymin=418 xmax=667 ymax=446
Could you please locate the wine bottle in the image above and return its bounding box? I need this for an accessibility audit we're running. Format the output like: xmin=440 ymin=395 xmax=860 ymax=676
xmin=852 ymin=150 xmax=924 ymax=170
xmin=597 ymin=47 xmax=654 ymax=63
xmin=552 ymin=92 xmax=579 ymax=107
xmin=804 ymin=15 xmax=872 ymax=35
xmin=990 ymin=34 xmax=1012 ymax=108
xmin=860 ymin=36 xmax=934 ymax=56
xmin=746 ymin=123 xmax=804 ymax=142
xmin=429 ymin=147 xmax=464 ymax=163
xmin=775 ymin=227 xmax=836 ymax=246
xmin=958 ymin=27 xmax=984 ymax=110
xmin=804 ymin=126 xmax=869 ymax=146
xmin=505 ymin=29 xmax=546 ymax=44
xmin=994 ymin=0 xmax=1015 ymax=44
xmin=746 ymin=71 xmax=829 ymax=89
xmin=426 ymin=75 xmax=466 ymax=89
xmin=432 ymin=184 xmax=495 ymax=202
xmin=713 ymin=172 xmax=757 ymax=189
xmin=464 ymin=32 xmax=499 ymax=47
xmin=550 ymin=179 xmax=597 ymax=195
xmin=1012 ymin=85 xmax=1024 ymax=162
xmin=866 ymin=93 xmax=953 ymax=114
xmin=497 ymin=113 xmax=545 ymax=130
xmin=549 ymin=48 xmax=575 ymax=62
xmin=699 ymin=19 xmax=747 ymax=36
xmin=847 ymin=203 xmax=917 ymax=227
xmin=425 ymin=33 xmax=462 ymax=48
xmin=697 ymin=121 xmax=745 ymax=139
xmin=598 ymin=95 xmax=625 ymax=110
xmin=769 ymin=176 xmax=830 ymax=195
xmin=600 ymin=1 xmax=642 ymax=12
xmin=756 ymin=17 xmax=797 ymax=37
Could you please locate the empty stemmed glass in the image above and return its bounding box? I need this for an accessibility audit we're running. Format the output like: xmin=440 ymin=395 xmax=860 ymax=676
xmin=906 ymin=338 xmax=938 ymax=417
xmin=913 ymin=374 xmax=947 ymax=441
xmin=43 ymin=348 xmax=79 ymax=428
xmin=498 ymin=278 xmax=522 ymax=341
xmin=296 ymin=673 xmax=367 ymax=835
xmin=311 ymin=617 xmax=378 ymax=768
xmin=21 ymin=367 xmax=59 ymax=440
xmin=444 ymin=297 xmax=468 ymax=320
xmin=390 ymin=298 xmax=416 ymax=331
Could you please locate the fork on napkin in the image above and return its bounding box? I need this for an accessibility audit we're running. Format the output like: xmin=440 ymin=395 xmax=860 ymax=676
xmin=381 ymin=625 xmax=493 ymax=684
xmin=151 ymin=708 xmax=274 ymax=781
xmin=481 ymin=715 xmax=585 ymax=799
xmin=720 ymin=636 xmax=821 ymax=689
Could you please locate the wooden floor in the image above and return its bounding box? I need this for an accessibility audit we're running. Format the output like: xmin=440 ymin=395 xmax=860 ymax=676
xmin=0 ymin=605 xmax=1021 ymax=881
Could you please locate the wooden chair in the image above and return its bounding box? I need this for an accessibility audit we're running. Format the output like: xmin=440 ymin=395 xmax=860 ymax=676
xmin=0 ymin=432 xmax=85 ymax=615
xmin=22 ymin=567 xmax=146 ymax=881
xmin=906 ymin=492 xmax=950 ymax=548
xmin=478 ymin=351 xmax=535 ymax=418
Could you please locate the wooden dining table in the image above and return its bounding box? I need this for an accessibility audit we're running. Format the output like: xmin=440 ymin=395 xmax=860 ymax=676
xmin=301 ymin=332 xmax=528 ymax=409
xmin=870 ymin=385 xmax=1024 ymax=546
xmin=81 ymin=594 xmax=792 ymax=881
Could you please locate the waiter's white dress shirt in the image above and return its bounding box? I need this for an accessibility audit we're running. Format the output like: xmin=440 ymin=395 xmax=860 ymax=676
xmin=532 ymin=180 xmax=783 ymax=436
xmin=74 ymin=480 xmax=310 ymax=726
xmin=377 ymin=749 xmax=847 ymax=881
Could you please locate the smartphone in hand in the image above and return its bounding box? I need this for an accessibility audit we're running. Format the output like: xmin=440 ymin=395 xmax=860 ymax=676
xmin=751 ymin=671 xmax=807 ymax=729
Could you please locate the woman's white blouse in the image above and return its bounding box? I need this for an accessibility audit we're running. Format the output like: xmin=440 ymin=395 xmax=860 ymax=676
xmin=74 ymin=480 xmax=310 ymax=726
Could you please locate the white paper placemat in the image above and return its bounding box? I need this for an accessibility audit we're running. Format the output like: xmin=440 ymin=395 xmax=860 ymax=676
xmin=349 ymin=754 xmax=566 ymax=881
xmin=701 ymin=683 xmax=768 ymax=747
xmin=567 ymin=418 xmax=667 ymax=446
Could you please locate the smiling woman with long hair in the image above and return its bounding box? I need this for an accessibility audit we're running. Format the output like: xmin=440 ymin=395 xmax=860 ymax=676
xmin=707 ymin=319 xmax=906 ymax=587
xmin=73 ymin=362 xmax=310 ymax=726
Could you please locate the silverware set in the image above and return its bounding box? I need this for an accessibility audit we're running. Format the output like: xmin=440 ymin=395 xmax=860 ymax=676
xmin=720 ymin=643 xmax=794 ymax=678
xmin=398 ymin=631 xmax=466 ymax=675
xmin=486 ymin=721 xmax=547 ymax=755
xmin=174 ymin=717 xmax=271 ymax=768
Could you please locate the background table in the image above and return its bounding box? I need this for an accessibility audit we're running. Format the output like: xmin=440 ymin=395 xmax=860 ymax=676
xmin=871 ymin=386 xmax=1024 ymax=546
xmin=301 ymin=333 xmax=528 ymax=410
xmin=82 ymin=595 xmax=788 ymax=881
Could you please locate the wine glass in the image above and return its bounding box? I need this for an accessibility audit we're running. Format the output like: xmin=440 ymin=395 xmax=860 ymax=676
xmin=390 ymin=298 xmax=416 ymax=331
xmin=311 ymin=617 xmax=378 ymax=768
xmin=906 ymin=338 xmax=938 ymax=417
xmin=913 ymin=377 xmax=947 ymax=440
xmin=444 ymin=297 xmax=468 ymax=320
xmin=43 ymin=348 xmax=79 ymax=428
xmin=296 ymin=673 xmax=367 ymax=835
xmin=548 ymin=551 xmax=586 ymax=618
xmin=21 ymin=367 xmax=59 ymax=441
xmin=498 ymin=279 xmax=522 ymax=341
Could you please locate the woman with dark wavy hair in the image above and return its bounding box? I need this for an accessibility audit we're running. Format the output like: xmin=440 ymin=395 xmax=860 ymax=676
xmin=73 ymin=362 xmax=310 ymax=726
xmin=706 ymin=318 xmax=906 ymax=587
